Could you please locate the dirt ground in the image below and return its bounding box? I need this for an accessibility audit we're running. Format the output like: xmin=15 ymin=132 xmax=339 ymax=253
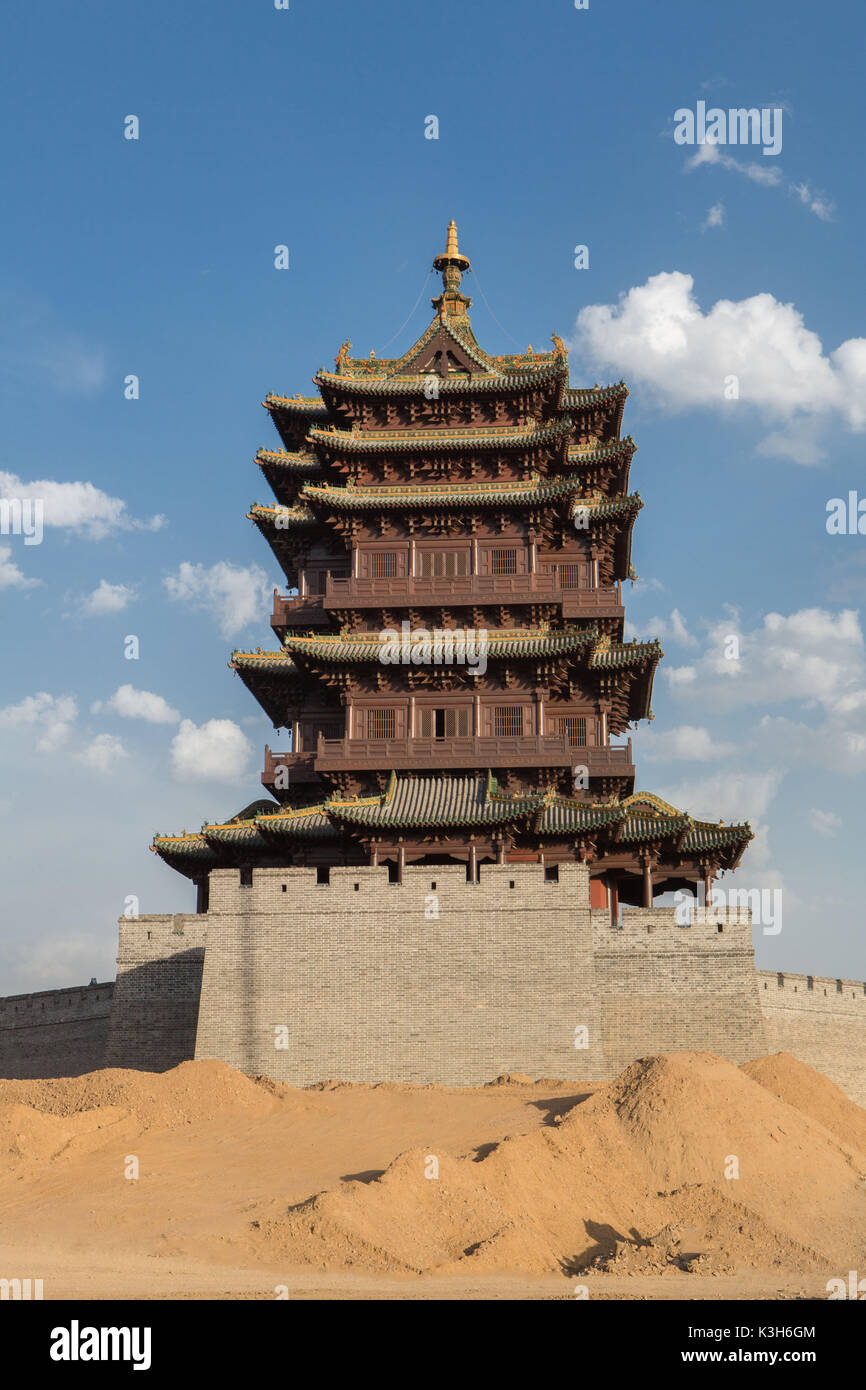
xmin=1 ymin=1050 xmax=864 ymax=1301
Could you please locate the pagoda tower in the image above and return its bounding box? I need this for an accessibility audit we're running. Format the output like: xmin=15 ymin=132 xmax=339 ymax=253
xmin=154 ymin=222 xmax=752 ymax=919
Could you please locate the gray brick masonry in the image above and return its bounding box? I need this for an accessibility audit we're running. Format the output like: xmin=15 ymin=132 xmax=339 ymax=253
xmin=3 ymin=866 xmax=865 ymax=1103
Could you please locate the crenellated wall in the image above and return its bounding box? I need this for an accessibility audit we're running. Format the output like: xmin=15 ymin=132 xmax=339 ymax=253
xmin=756 ymin=969 xmax=866 ymax=1105
xmin=3 ymin=870 xmax=865 ymax=1105
xmin=591 ymin=905 xmax=769 ymax=1078
xmin=0 ymin=982 xmax=114 ymax=1078
xmin=195 ymin=863 xmax=605 ymax=1085
xmin=190 ymin=864 xmax=768 ymax=1087
xmin=103 ymin=912 xmax=207 ymax=1072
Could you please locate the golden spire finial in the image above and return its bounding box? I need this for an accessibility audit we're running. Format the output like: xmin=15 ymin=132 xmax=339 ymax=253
xmin=431 ymin=219 xmax=472 ymax=319
xmin=432 ymin=220 xmax=471 ymax=276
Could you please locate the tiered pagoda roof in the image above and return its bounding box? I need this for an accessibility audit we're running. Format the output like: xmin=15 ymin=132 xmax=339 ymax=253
xmin=154 ymin=772 xmax=751 ymax=883
xmin=153 ymin=220 xmax=752 ymax=905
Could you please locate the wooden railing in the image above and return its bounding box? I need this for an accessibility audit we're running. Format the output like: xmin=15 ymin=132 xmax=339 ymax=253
xmin=325 ymin=574 xmax=623 ymax=604
xmin=261 ymin=747 xmax=318 ymax=785
xmin=313 ymin=735 xmax=633 ymax=773
xmin=271 ymin=578 xmax=623 ymax=623
xmin=262 ymin=736 xmax=634 ymax=784
xmin=271 ymin=592 xmax=327 ymax=627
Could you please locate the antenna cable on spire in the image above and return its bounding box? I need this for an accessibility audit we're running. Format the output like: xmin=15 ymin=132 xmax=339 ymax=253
xmin=469 ymin=266 xmax=525 ymax=350
xmin=378 ymin=271 xmax=433 ymax=351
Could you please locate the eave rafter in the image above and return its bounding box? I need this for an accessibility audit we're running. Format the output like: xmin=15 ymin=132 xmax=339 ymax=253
xmin=152 ymin=774 xmax=752 ymax=880
xmin=306 ymin=416 xmax=574 ymax=459
xmin=229 ymin=630 xmax=661 ymax=719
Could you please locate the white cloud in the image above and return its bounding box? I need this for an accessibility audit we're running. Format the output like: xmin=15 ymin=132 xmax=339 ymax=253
xmin=170 ymin=718 xmax=253 ymax=781
xmin=755 ymin=420 xmax=825 ymax=467
xmin=686 ymin=142 xmax=783 ymax=188
xmin=627 ymin=606 xmax=696 ymax=646
xmin=666 ymin=665 xmax=697 ymax=687
xmin=164 ymin=560 xmax=271 ymax=637
xmin=758 ymin=714 xmax=866 ymax=776
xmin=0 ymin=692 xmax=78 ymax=752
xmin=655 ymin=768 xmax=781 ymax=823
xmin=790 ymin=181 xmax=835 ymax=221
xmin=94 ymin=684 xmax=180 ymax=725
xmin=665 ymin=607 xmax=866 ymax=715
xmin=685 ymin=143 xmax=834 ymax=219
xmin=809 ymin=808 xmax=842 ymax=837
xmin=570 ymin=271 xmax=866 ymax=462
xmin=663 ymin=605 xmax=866 ymax=782
xmin=79 ymin=579 xmax=135 ymax=616
xmin=0 ymin=470 xmax=165 ymax=539
xmin=640 ymin=724 xmax=736 ymax=760
xmin=653 ymin=768 xmax=783 ymax=867
xmin=702 ymin=201 xmax=725 ymax=230
xmin=73 ymin=733 xmax=128 ymax=774
xmin=0 ymin=545 xmax=40 ymax=590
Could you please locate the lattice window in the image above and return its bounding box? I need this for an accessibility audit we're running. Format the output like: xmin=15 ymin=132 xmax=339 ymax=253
xmin=494 ymin=706 xmax=524 ymax=737
xmin=559 ymin=715 xmax=587 ymax=746
xmin=447 ymin=707 xmax=470 ymax=736
xmin=420 ymin=549 xmax=469 ymax=577
xmin=491 ymin=548 xmax=518 ymax=575
xmin=418 ymin=707 xmax=471 ymax=737
xmin=366 ymin=707 xmax=396 ymax=738
xmin=558 ymin=563 xmax=581 ymax=589
xmin=370 ymin=551 xmax=399 ymax=578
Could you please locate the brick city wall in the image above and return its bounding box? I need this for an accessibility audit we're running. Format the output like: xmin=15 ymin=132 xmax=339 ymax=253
xmin=103 ymin=912 xmax=207 ymax=1071
xmin=192 ymin=864 xmax=769 ymax=1087
xmin=194 ymin=864 xmax=606 ymax=1085
xmin=756 ymin=969 xmax=866 ymax=1104
xmin=0 ymin=982 xmax=114 ymax=1078
xmin=592 ymin=905 xmax=769 ymax=1078
xmin=3 ymin=871 xmax=866 ymax=1104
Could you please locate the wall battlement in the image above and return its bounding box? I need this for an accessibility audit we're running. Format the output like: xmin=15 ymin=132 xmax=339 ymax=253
xmin=0 ymin=981 xmax=114 ymax=1079
xmin=755 ymin=968 xmax=866 ymax=1103
xmin=756 ymin=969 xmax=866 ymax=1004
xmin=591 ymin=905 xmax=754 ymax=952
xmin=184 ymin=863 xmax=768 ymax=1087
xmin=104 ymin=913 xmax=207 ymax=1072
xmin=3 ymin=869 xmax=865 ymax=1104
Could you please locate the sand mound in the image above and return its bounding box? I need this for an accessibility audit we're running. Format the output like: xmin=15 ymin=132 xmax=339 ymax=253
xmin=2 ymin=1050 xmax=865 ymax=1290
xmin=251 ymin=1051 xmax=866 ymax=1275
xmin=585 ymin=1187 xmax=822 ymax=1276
xmin=0 ymin=1101 xmax=133 ymax=1167
xmin=743 ymin=1052 xmax=866 ymax=1157
xmin=0 ymin=1059 xmax=278 ymax=1131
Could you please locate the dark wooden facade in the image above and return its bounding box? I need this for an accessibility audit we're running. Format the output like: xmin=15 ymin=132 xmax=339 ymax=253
xmin=154 ymin=223 xmax=752 ymax=914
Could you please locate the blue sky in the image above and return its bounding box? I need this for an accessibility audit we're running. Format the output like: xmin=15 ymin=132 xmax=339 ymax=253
xmin=1 ymin=0 xmax=865 ymax=991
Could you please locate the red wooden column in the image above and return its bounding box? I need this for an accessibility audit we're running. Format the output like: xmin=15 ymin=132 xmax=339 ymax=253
xmin=609 ymin=877 xmax=619 ymax=927
xmin=641 ymin=853 xmax=654 ymax=909
xmin=701 ymin=862 xmax=714 ymax=905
